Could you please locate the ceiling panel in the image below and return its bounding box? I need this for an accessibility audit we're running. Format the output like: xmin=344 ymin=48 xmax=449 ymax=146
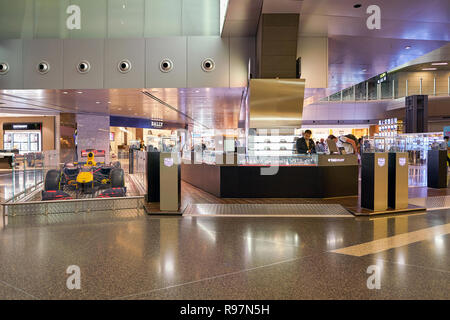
xmin=0 ymin=87 xmax=244 ymax=129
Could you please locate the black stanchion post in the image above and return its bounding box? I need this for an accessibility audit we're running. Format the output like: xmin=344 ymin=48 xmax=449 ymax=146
xmin=388 ymin=152 xmax=409 ymax=209
xmin=146 ymin=151 xmax=160 ymax=202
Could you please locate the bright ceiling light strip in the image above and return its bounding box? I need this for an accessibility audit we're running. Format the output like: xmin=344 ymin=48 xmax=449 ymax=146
xmin=431 ymin=62 xmax=448 ymax=66
xmin=219 ymin=0 xmax=229 ymax=35
xmin=142 ymin=91 xmax=210 ymax=129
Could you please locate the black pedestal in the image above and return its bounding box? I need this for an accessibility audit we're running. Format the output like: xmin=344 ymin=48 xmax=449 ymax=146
xmin=427 ymin=150 xmax=447 ymax=188
xmin=361 ymin=153 xmax=388 ymax=211
xmin=388 ymin=153 xmax=409 ymax=209
xmin=146 ymin=151 xmax=160 ymax=202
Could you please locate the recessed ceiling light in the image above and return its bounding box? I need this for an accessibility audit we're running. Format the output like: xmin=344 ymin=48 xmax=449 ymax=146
xmin=362 ymin=69 xmax=367 ymax=72
xmin=422 ymin=68 xmax=437 ymax=71
xmin=62 ymin=91 xmax=68 ymax=94
xmin=107 ymin=101 xmax=111 ymax=104
xmin=353 ymin=4 xmax=362 ymax=8
xmin=431 ymin=62 xmax=448 ymax=66
xmin=77 ymin=91 xmax=83 ymax=94
xmin=405 ymin=46 xmax=411 ymax=50
xmin=96 ymin=101 xmax=100 ymax=104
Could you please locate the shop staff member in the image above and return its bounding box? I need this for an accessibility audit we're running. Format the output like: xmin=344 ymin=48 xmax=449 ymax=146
xmin=296 ymin=130 xmax=316 ymax=154
xmin=336 ymin=134 xmax=358 ymax=154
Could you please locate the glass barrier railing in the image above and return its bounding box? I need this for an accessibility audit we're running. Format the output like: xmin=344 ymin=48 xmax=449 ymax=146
xmin=321 ymin=73 xmax=450 ymax=102
xmin=4 ymin=150 xmax=59 ymax=203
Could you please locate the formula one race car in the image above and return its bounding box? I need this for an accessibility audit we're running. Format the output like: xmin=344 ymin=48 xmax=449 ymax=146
xmin=42 ymin=149 xmax=126 ymax=200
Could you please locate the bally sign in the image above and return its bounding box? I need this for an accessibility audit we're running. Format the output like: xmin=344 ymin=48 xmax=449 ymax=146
xmin=377 ymin=158 xmax=386 ymax=167
xmin=399 ymin=157 xmax=407 ymax=166
xmin=151 ymin=121 xmax=164 ymax=128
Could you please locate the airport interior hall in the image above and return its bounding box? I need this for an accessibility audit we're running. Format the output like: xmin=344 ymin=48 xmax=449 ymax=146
xmin=0 ymin=0 xmax=449 ymax=302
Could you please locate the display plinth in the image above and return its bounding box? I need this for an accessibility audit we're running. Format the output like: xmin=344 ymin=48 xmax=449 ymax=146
xmin=159 ymin=153 xmax=181 ymax=212
xmin=145 ymin=151 xmax=182 ymax=215
xmin=361 ymin=153 xmax=388 ymax=211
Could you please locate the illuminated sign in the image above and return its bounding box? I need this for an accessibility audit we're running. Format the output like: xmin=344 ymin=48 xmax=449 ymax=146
xmin=151 ymin=121 xmax=163 ymax=128
xmin=377 ymin=72 xmax=387 ymax=84
xmin=328 ymin=158 xmax=345 ymax=162
xmin=377 ymin=158 xmax=386 ymax=167
xmin=12 ymin=125 xmax=28 ymax=129
xmin=3 ymin=123 xmax=42 ymax=131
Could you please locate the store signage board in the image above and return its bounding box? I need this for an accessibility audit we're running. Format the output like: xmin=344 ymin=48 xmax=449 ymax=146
xmin=377 ymin=72 xmax=387 ymax=84
xmin=444 ymin=126 xmax=450 ymax=146
xmin=3 ymin=123 xmax=42 ymax=131
xmin=151 ymin=121 xmax=164 ymax=128
xmin=377 ymin=157 xmax=386 ymax=167
xmin=399 ymin=157 xmax=406 ymax=166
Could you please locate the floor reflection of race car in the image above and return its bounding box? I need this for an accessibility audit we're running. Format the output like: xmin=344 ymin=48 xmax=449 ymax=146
xmin=42 ymin=149 xmax=126 ymax=201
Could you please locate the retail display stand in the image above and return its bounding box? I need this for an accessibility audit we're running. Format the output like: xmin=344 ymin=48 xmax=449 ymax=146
xmin=427 ymin=150 xmax=447 ymax=188
xmin=361 ymin=152 xmax=388 ymax=211
xmin=159 ymin=152 xmax=181 ymax=211
xmin=144 ymin=151 xmax=182 ymax=215
xmin=388 ymin=152 xmax=409 ymax=209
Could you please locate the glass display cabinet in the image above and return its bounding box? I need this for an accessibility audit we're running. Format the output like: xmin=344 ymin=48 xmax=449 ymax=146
xmin=238 ymin=154 xmax=318 ymax=166
xmin=362 ymin=132 xmax=444 ymax=187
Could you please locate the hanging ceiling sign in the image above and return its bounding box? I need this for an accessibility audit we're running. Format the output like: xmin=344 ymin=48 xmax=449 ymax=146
xmin=377 ymin=72 xmax=387 ymax=84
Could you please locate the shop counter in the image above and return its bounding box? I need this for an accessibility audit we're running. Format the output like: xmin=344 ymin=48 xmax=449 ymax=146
xmin=181 ymin=154 xmax=358 ymax=198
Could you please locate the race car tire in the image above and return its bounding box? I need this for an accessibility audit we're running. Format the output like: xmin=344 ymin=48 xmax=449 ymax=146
xmin=44 ymin=169 xmax=61 ymax=191
xmin=110 ymin=168 xmax=125 ymax=188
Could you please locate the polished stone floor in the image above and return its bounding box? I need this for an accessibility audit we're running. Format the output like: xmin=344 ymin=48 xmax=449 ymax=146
xmin=0 ymin=207 xmax=449 ymax=300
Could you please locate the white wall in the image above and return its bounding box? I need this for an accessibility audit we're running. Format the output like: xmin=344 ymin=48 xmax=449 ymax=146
xmin=297 ymin=37 xmax=328 ymax=88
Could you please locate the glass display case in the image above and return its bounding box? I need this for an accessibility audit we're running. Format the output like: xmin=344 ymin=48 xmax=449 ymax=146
xmin=238 ymin=154 xmax=318 ymax=166
xmin=247 ymin=134 xmax=297 ymax=156
xmin=362 ymin=132 xmax=444 ymax=187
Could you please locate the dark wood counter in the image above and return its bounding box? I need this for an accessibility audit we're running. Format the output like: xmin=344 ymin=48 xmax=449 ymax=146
xmin=181 ymin=155 xmax=358 ymax=198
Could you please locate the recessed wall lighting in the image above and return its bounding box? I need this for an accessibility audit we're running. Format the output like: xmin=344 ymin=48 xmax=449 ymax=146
xmin=421 ymin=68 xmax=437 ymax=71
xmin=405 ymin=46 xmax=411 ymax=50
xmin=431 ymin=62 xmax=448 ymax=66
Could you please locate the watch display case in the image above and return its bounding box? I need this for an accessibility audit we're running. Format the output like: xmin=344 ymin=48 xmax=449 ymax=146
xmin=238 ymin=154 xmax=318 ymax=166
xmin=362 ymin=132 xmax=444 ymax=187
xmin=247 ymin=134 xmax=297 ymax=156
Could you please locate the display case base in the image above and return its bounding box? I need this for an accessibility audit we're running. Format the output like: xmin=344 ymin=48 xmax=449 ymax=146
xmin=143 ymin=202 xmax=184 ymax=215
xmin=346 ymin=204 xmax=425 ymax=216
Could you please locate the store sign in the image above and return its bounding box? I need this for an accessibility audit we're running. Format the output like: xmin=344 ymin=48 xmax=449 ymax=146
xmin=151 ymin=121 xmax=164 ymax=128
xmin=377 ymin=72 xmax=387 ymax=84
xmin=3 ymin=123 xmax=42 ymax=131
xmin=399 ymin=157 xmax=406 ymax=166
xmin=328 ymin=158 xmax=345 ymax=163
xmin=12 ymin=124 xmax=28 ymax=129
xmin=377 ymin=158 xmax=386 ymax=167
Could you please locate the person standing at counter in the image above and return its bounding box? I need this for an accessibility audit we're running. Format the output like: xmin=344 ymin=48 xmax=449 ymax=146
xmin=336 ymin=134 xmax=359 ymax=154
xmin=296 ymin=130 xmax=316 ymax=154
